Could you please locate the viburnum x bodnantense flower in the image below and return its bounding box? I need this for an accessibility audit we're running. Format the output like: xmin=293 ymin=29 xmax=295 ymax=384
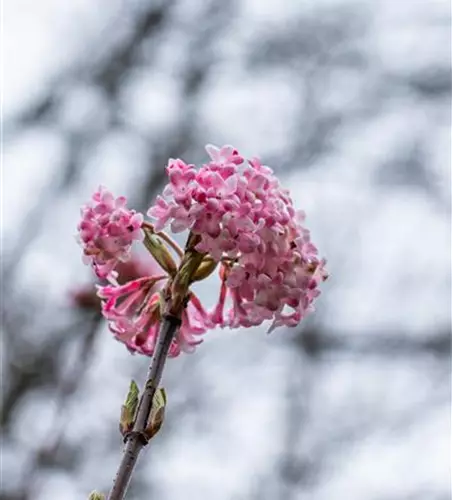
xmin=76 ymin=145 xmax=328 ymax=357
xmin=77 ymin=186 xmax=144 ymax=280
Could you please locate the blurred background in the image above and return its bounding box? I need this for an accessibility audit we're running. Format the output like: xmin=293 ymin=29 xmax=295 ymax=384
xmin=2 ymin=0 xmax=451 ymax=499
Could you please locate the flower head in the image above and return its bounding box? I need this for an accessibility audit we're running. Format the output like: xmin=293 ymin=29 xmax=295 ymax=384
xmin=148 ymin=145 xmax=328 ymax=331
xmin=77 ymin=144 xmax=327 ymax=360
xmin=77 ymin=187 xmax=144 ymax=280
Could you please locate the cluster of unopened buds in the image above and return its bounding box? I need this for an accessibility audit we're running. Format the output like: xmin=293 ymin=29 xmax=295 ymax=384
xmin=77 ymin=145 xmax=328 ymax=358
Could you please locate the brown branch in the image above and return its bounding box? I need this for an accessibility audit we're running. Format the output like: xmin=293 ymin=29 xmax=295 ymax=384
xmin=107 ymin=314 xmax=181 ymax=500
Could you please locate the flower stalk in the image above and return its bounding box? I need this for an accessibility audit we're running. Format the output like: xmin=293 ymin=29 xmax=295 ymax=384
xmin=107 ymin=313 xmax=181 ymax=500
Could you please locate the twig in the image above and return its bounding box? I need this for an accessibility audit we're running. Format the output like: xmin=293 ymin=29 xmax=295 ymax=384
xmin=107 ymin=314 xmax=181 ymax=500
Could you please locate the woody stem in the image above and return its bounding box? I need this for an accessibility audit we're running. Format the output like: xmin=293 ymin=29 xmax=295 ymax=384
xmin=107 ymin=314 xmax=181 ymax=500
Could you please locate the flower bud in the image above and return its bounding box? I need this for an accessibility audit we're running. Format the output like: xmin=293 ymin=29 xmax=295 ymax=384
xmin=191 ymin=256 xmax=218 ymax=283
xmin=119 ymin=380 xmax=139 ymax=437
xmin=143 ymin=228 xmax=177 ymax=276
xmin=88 ymin=491 xmax=105 ymax=500
xmin=145 ymin=387 xmax=167 ymax=440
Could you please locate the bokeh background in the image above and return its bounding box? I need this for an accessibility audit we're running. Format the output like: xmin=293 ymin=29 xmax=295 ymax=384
xmin=2 ymin=1 xmax=451 ymax=499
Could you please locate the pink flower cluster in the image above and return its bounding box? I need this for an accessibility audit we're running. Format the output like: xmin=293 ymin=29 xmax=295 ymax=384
xmin=77 ymin=145 xmax=327 ymax=358
xmin=148 ymin=145 xmax=328 ymax=331
xmin=97 ymin=278 xmax=211 ymax=358
xmin=77 ymin=187 xmax=144 ymax=280
xmin=77 ymin=187 xmax=212 ymax=358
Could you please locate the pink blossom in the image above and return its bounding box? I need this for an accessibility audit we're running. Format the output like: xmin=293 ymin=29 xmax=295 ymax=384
xmin=69 ymin=254 xmax=164 ymax=311
xmin=80 ymin=144 xmax=327 ymax=347
xmin=205 ymin=144 xmax=244 ymax=171
xmin=164 ymin=159 xmax=197 ymax=203
xmin=77 ymin=187 xmax=144 ymax=280
xmin=97 ymin=277 xmax=211 ymax=358
xmin=148 ymin=145 xmax=328 ymax=331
